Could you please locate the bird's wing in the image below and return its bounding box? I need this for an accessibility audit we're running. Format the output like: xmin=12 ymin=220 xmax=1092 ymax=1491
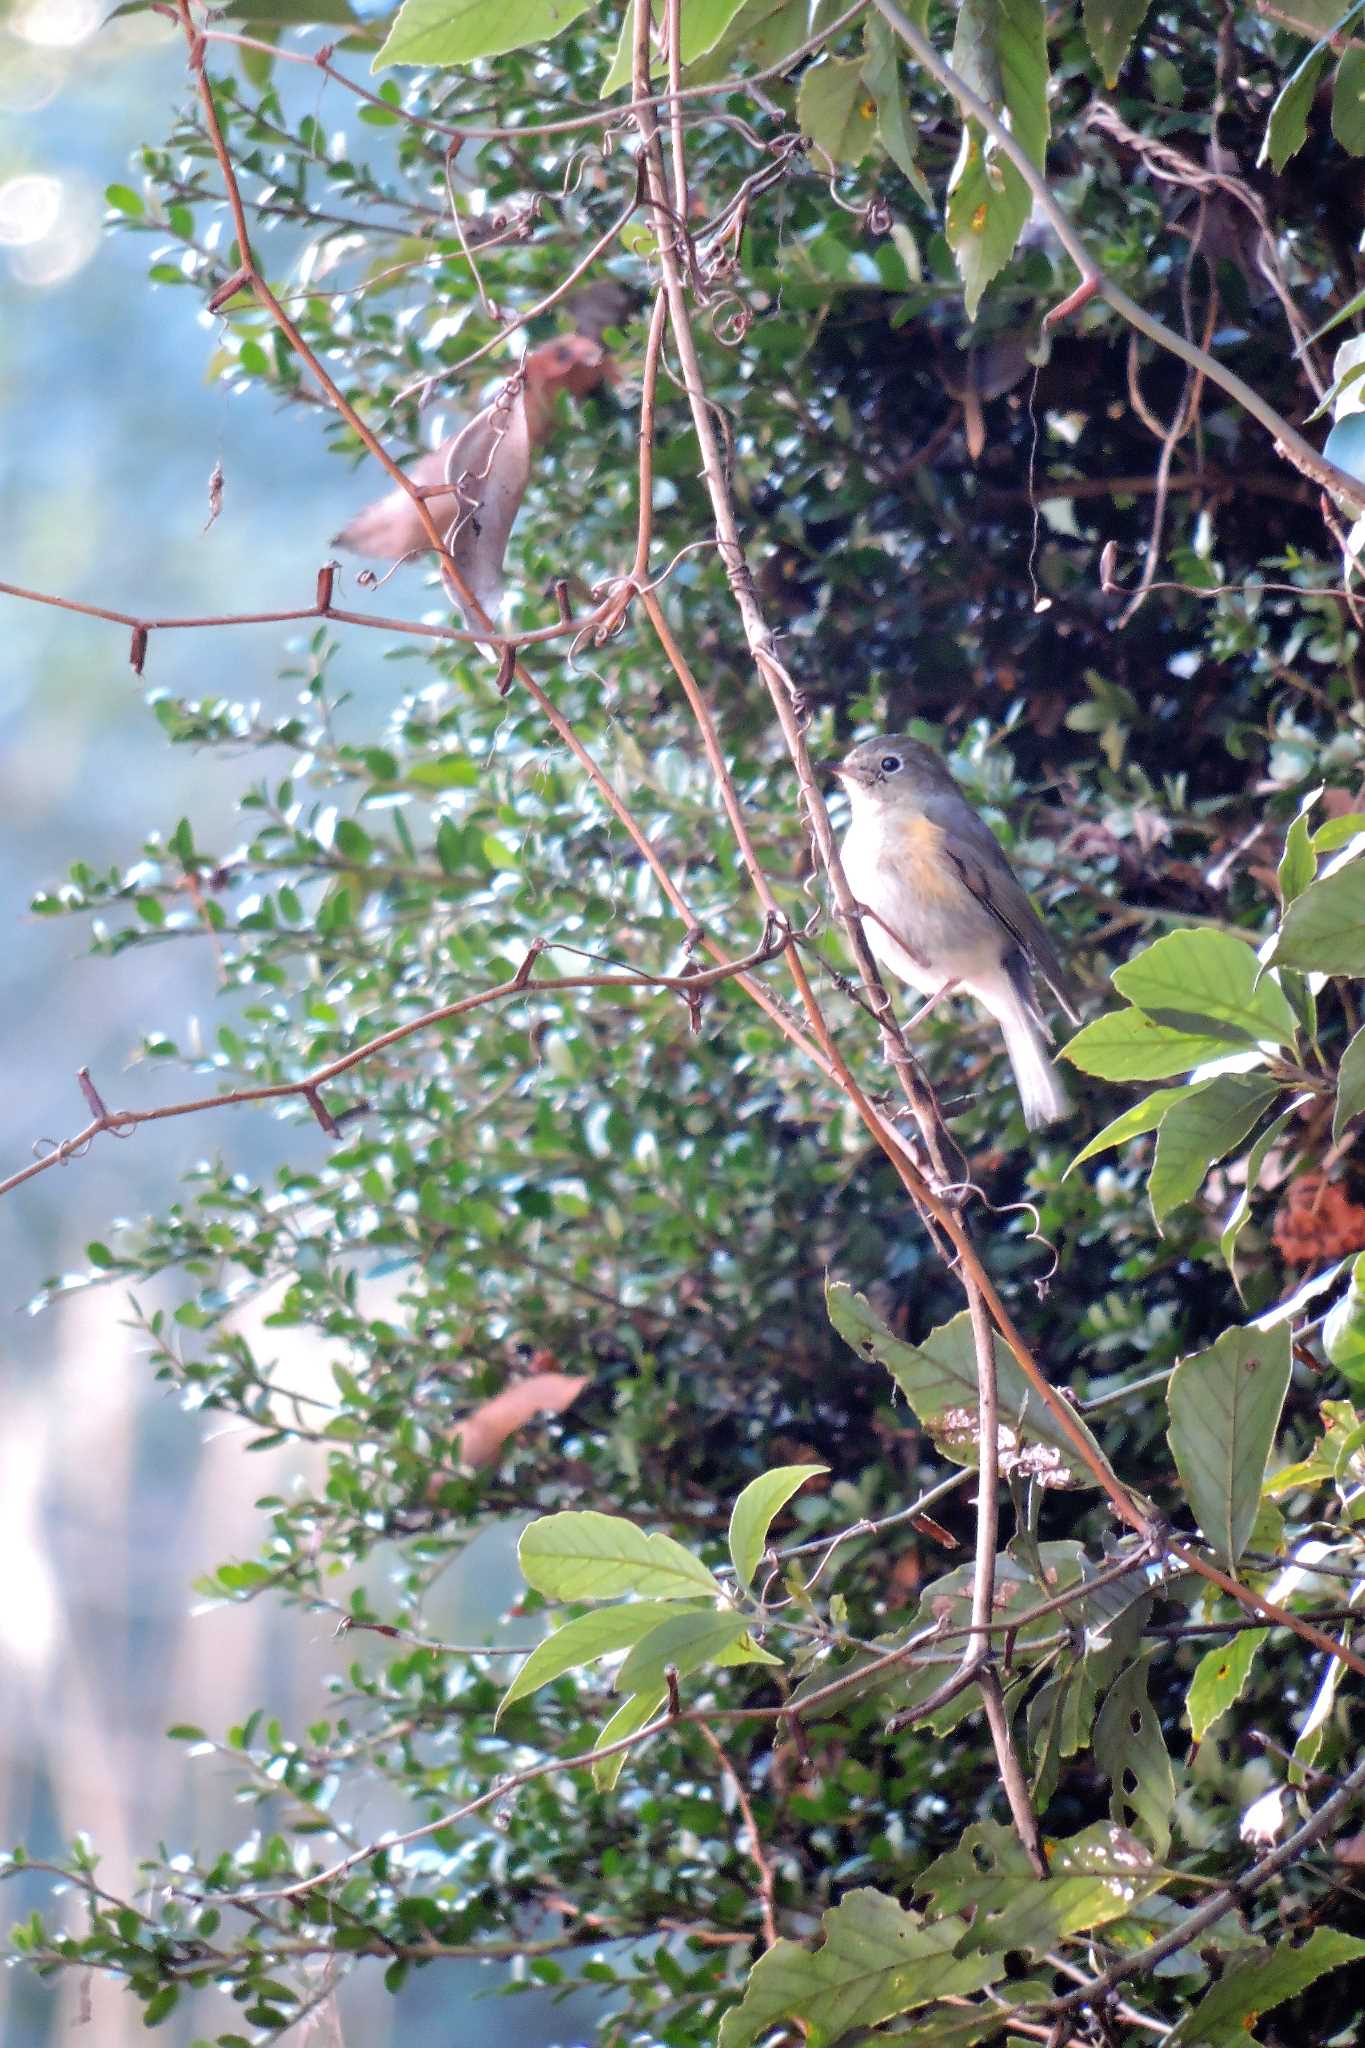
xmin=921 ymin=789 xmax=1080 ymax=1023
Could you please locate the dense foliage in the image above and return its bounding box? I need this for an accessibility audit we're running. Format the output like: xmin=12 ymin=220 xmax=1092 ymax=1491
xmin=10 ymin=0 xmax=1365 ymax=2040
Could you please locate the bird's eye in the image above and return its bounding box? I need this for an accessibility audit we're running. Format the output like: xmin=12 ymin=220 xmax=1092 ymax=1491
xmin=880 ymin=754 xmax=902 ymax=773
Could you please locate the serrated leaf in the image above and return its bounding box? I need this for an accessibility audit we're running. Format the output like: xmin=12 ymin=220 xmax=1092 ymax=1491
xmin=614 ymin=1609 xmax=750 ymax=1696
xmin=496 ymin=1602 xmax=689 ymax=1722
xmin=374 ymin=0 xmax=590 ymax=70
xmin=1112 ymin=929 xmax=1298 ymax=1047
xmin=592 ymin=1689 xmax=666 ymax=1791
xmin=1186 ymin=1627 xmax=1266 ymax=1741
xmin=945 ymin=0 xmax=1049 ymax=317
xmin=1081 ymin=0 xmax=1151 ymax=87
xmin=1062 ymin=1010 xmax=1248 ymax=1081
xmin=1167 ymin=1323 xmax=1292 ymax=1570
xmin=1148 ymin=1074 xmax=1280 ymax=1227
xmin=1064 ymin=1084 xmax=1193 ymax=1175
xmin=1094 ymin=1652 xmax=1178 ymax=1856
xmin=715 ymin=1890 xmax=1002 ymax=2048
xmin=828 ymin=1282 xmax=1104 ymax=1487
xmin=518 ymin=1511 xmax=722 ymax=1601
xmin=728 ymin=1464 xmax=827 ymax=1588
xmin=1167 ymin=1928 xmax=1365 ymax=2045
xmin=863 ymin=17 xmax=930 ymax=195
xmin=798 ymin=58 xmax=879 ymax=165
xmin=917 ymin=1818 xmax=1166 ymax=1955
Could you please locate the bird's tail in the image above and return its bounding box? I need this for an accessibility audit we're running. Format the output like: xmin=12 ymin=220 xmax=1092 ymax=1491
xmin=993 ymin=987 xmax=1072 ymax=1130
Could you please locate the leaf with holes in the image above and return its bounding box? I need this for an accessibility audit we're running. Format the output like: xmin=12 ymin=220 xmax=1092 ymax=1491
xmin=1167 ymin=1323 xmax=1292 ymax=1569
xmin=1094 ymin=1651 xmax=1178 ymax=1856
xmin=715 ymin=1890 xmax=1004 ymax=2048
xmin=917 ymin=1818 xmax=1167 ymax=1955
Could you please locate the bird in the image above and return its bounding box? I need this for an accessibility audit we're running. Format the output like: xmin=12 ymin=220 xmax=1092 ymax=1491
xmin=823 ymin=735 xmax=1080 ymax=1129
xmin=331 ymin=335 xmax=613 ymax=569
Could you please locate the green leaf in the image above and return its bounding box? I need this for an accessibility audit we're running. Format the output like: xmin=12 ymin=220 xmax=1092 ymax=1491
xmin=1275 ymin=851 xmax=1365 ymax=971
xmin=374 ymin=0 xmax=591 ymax=70
xmin=715 ymin=1890 xmax=1003 ymax=2048
xmin=1323 ymin=1251 xmax=1365 ymax=1383
xmin=518 ymin=1511 xmax=722 ymax=1601
xmin=1148 ymin=1074 xmax=1280 ymax=1227
xmin=1093 ymin=1651 xmax=1177 ymax=1856
xmin=1112 ymin=930 xmax=1298 ymax=1048
xmin=917 ymin=1818 xmax=1166 ymax=1954
xmin=798 ymin=59 xmax=879 ymax=165
xmin=1081 ymin=0 xmax=1151 ymax=88
xmin=592 ymin=1688 xmax=667 ymax=1791
xmin=728 ymin=1464 xmax=827 ymax=1589
xmin=1167 ymin=1928 xmax=1365 ymax=2045
xmin=600 ymin=0 xmax=755 ymax=95
xmin=1062 ymin=1011 xmax=1250 ymax=1081
xmin=1261 ymin=40 xmax=1332 ymax=171
xmin=1220 ymin=1100 xmax=1306 ymax=1292
xmin=863 ymin=16 xmax=929 ymax=194
xmin=1278 ymin=788 xmax=1321 ymax=905
xmin=496 ymin=1602 xmax=691 ymax=1721
xmin=1065 ymin=1083 xmax=1202 ymax=1175
xmin=1333 ymin=46 xmax=1365 ymax=152
xmin=827 ymin=1282 xmax=1105 ymax=1487
xmin=1334 ymin=1022 xmax=1365 ymax=1141
xmin=1167 ymin=1323 xmax=1292 ymax=1570
xmin=944 ymin=0 xmax=1049 ymax=317
xmin=614 ymin=1609 xmax=751 ymax=1696
xmin=1185 ymin=1627 xmax=1266 ymax=1741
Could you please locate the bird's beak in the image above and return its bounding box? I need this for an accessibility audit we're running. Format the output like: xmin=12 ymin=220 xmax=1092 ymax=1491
xmin=814 ymin=758 xmax=849 ymax=779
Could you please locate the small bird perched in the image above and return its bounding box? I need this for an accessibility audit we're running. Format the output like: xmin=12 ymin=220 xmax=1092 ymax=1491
xmin=824 ymin=736 xmax=1080 ymax=1129
xmin=331 ymin=335 xmax=612 ymax=587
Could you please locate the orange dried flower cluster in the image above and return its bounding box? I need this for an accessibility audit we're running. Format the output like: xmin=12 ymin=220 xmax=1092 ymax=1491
xmin=1273 ymin=1171 xmax=1365 ymax=1265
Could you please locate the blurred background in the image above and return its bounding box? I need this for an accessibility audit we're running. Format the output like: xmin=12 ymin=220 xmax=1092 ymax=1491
xmin=0 ymin=5 xmax=598 ymax=2039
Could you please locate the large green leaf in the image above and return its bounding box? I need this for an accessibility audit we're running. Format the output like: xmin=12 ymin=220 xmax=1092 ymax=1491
xmin=518 ymin=1511 xmax=722 ymax=1601
xmin=592 ymin=1687 xmax=667 ymax=1791
xmin=863 ymin=14 xmax=929 ymax=193
xmin=918 ymin=1818 xmax=1166 ymax=1954
xmin=1167 ymin=1324 xmax=1292 ymax=1570
xmin=1062 ymin=1011 xmax=1252 ymax=1081
xmin=497 ymin=1601 xmax=690 ymax=1721
xmin=728 ymin=1464 xmax=827 ymax=1589
xmin=1065 ymin=1084 xmax=1194 ymax=1174
xmin=798 ymin=59 xmax=880 ymax=165
xmin=945 ymin=0 xmax=1050 ymax=318
xmin=1167 ymin=1929 xmax=1365 ymax=2045
xmin=1260 ymin=39 xmax=1332 ymax=170
xmin=827 ymin=1282 xmax=1105 ymax=1487
xmin=374 ymin=0 xmax=590 ymax=69
xmin=1271 ymin=855 xmax=1365 ymax=971
xmin=1148 ymin=1074 xmax=1280 ymax=1227
xmin=1081 ymin=0 xmax=1151 ymax=88
xmin=1323 ymin=1251 xmax=1365 ymax=1384
xmin=715 ymin=1890 xmax=1004 ymax=2048
xmin=1112 ymin=929 xmax=1298 ymax=1047
xmin=1185 ymin=1627 xmax=1266 ymax=1742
